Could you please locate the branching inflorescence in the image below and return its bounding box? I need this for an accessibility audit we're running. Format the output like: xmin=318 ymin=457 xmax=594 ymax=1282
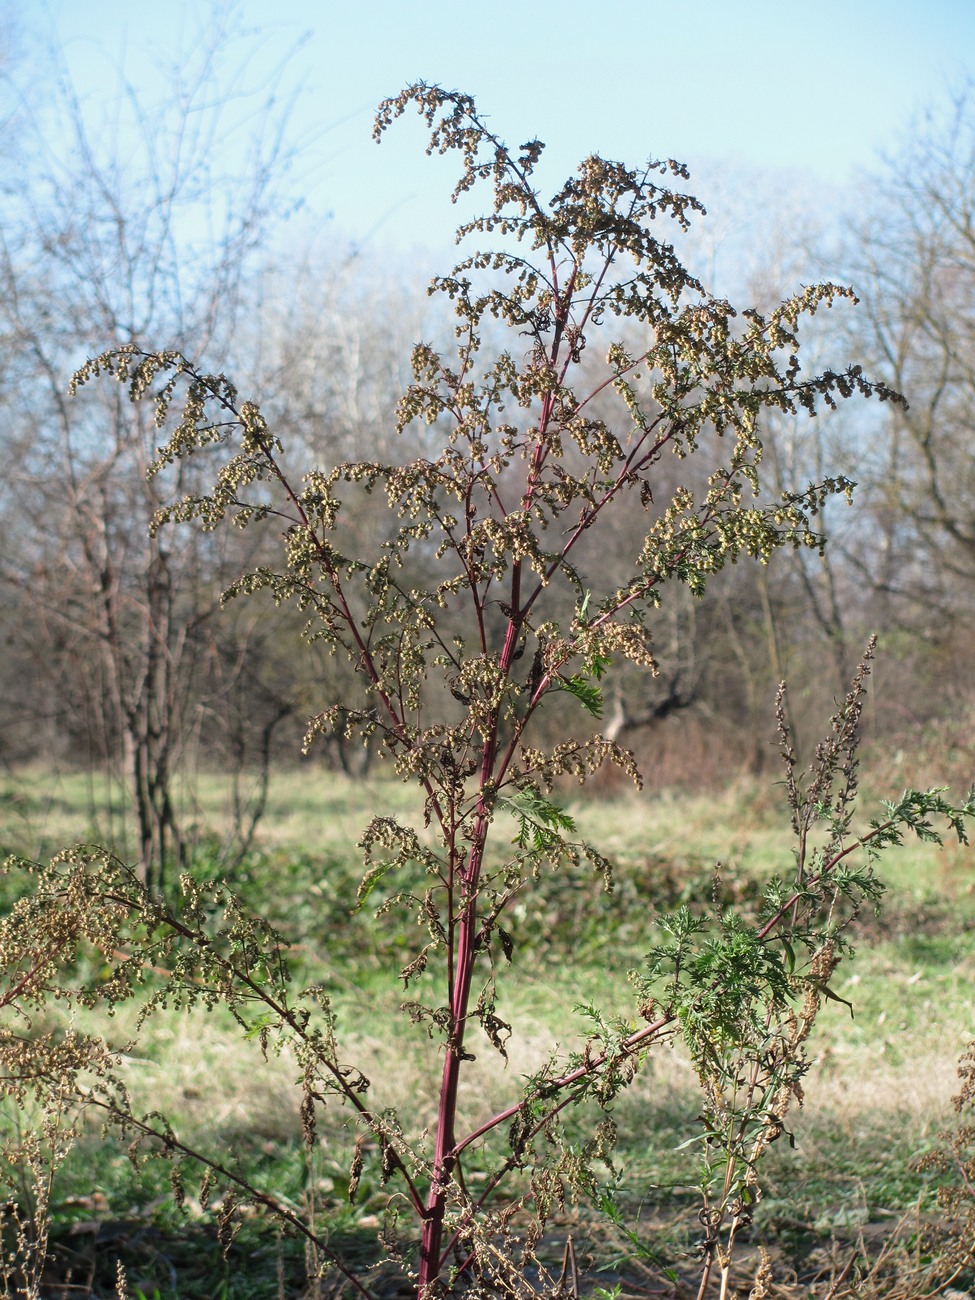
xmin=4 ymin=84 xmax=972 ymax=1297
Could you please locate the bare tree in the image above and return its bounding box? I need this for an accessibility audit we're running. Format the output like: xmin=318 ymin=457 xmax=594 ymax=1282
xmin=0 ymin=13 xmax=308 ymax=890
xmin=839 ymin=85 xmax=975 ymax=622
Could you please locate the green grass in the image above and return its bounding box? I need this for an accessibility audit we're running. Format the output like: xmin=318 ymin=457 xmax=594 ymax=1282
xmin=2 ymin=763 xmax=974 ymax=1296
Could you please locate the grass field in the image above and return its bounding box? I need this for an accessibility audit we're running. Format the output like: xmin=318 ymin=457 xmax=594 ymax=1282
xmin=1 ymin=762 xmax=974 ymax=1298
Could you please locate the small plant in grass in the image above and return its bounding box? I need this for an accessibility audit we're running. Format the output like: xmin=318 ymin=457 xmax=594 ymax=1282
xmin=2 ymin=84 xmax=973 ymax=1297
xmin=909 ymin=1038 xmax=975 ymax=1293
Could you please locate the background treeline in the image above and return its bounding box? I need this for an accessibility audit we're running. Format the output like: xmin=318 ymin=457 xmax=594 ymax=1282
xmin=1 ymin=24 xmax=973 ymax=874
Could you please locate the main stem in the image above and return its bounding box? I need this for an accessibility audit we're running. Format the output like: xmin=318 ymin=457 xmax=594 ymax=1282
xmin=417 ymin=306 xmax=564 ymax=1290
xmin=416 ymin=569 xmax=526 ymax=1293
xmin=417 ymin=818 xmax=489 ymax=1289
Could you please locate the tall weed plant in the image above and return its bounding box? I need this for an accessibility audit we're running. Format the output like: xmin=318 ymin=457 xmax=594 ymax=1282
xmin=2 ymin=86 xmax=973 ymax=1297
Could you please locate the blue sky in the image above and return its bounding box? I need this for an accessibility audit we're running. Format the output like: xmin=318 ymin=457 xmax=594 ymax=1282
xmin=26 ymin=0 xmax=975 ymax=259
